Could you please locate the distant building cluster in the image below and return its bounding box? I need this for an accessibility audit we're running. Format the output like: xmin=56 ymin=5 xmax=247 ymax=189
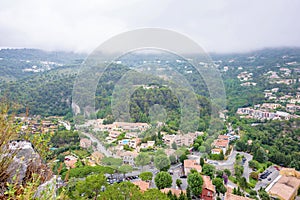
xmin=17 ymin=116 xmax=70 ymax=134
xmin=162 ymin=132 xmax=203 ymax=148
xmin=237 ymin=102 xmax=300 ymax=121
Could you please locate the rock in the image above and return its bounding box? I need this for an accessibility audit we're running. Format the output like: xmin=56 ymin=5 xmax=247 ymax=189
xmin=6 ymin=140 xmax=53 ymax=191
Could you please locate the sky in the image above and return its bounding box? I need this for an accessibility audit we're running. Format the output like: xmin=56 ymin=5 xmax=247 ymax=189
xmin=0 ymin=0 xmax=300 ymax=53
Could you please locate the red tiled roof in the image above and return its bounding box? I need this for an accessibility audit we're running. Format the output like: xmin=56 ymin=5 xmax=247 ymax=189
xmin=132 ymin=180 xmax=150 ymax=192
xmin=184 ymin=160 xmax=202 ymax=171
xmin=202 ymin=175 xmax=215 ymax=193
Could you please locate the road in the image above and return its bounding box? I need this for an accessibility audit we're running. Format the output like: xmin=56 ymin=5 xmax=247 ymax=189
xmin=80 ymin=131 xmax=112 ymax=157
xmin=242 ymin=155 xmax=253 ymax=182
xmin=205 ymin=150 xmax=253 ymax=181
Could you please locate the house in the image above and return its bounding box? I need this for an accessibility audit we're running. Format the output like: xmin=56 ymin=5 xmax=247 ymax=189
xmin=261 ymin=103 xmax=281 ymax=110
xmin=267 ymin=175 xmax=300 ymax=200
xmin=90 ymin=151 xmax=104 ymax=165
xmin=140 ymin=141 xmax=155 ymax=149
xmin=211 ymin=148 xmax=222 ymax=154
xmin=132 ymin=180 xmax=150 ymax=192
xmin=64 ymin=155 xmax=78 ymax=169
xmin=125 ymin=132 xmax=138 ymax=138
xmin=217 ymin=135 xmax=230 ymax=140
xmin=212 ymin=139 xmax=229 ymax=154
xmin=108 ymin=130 xmax=122 ymax=139
xmin=184 ymin=159 xmax=202 ymax=175
xmin=161 ymin=188 xmax=186 ymax=197
xmin=119 ymin=151 xmax=138 ymax=166
xmin=80 ymin=138 xmax=92 ymax=149
xmin=280 ymin=168 xmax=300 ymax=178
xmin=113 ymin=122 xmax=150 ymax=132
xmin=286 ymin=104 xmax=300 ymax=113
xmin=128 ymin=138 xmax=141 ymax=149
xmin=163 ymin=132 xmax=201 ymax=148
xmin=201 ymin=175 xmax=215 ymax=200
xmin=97 ymin=124 xmax=116 ymax=131
xmin=118 ymin=138 xmax=141 ymax=149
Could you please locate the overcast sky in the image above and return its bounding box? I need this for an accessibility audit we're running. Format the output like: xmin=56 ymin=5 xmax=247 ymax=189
xmin=0 ymin=0 xmax=300 ymax=53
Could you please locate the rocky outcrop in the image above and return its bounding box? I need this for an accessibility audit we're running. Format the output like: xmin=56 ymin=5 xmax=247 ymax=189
xmin=0 ymin=140 xmax=53 ymax=198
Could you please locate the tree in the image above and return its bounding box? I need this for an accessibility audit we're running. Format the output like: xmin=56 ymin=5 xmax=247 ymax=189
xmin=216 ymin=170 xmax=223 ymax=178
xmin=202 ymin=164 xmax=216 ymax=179
xmin=172 ymin=142 xmax=178 ymax=150
xmin=100 ymin=181 xmax=142 ymax=200
xmin=179 ymin=154 xmax=188 ymax=163
xmin=234 ymin=164 xmax=244 ymax=177
xmin=200 ymin=157 xmax=204 ymax=167
xmin=135 ymin=152 xmax=151 ymax=170
xmin=198 ymin=146 xmax=206 ymax=153
xmin=169 ymin=155 xmax=177 ymax=164
xmin=179 ymin=191 xmax=187 ymax=200
xmin=219 ymin=151 xmax=224 ymax=160
xmin=119 ymin=165 xmax=133 ymax=178
xmin=224 ymin=169 xmax=231 ymax=177
xmin=75 ymin=174 xmax=107 ymax=199
xmin=212 ymin=177 xmax=227 ymax=195
xmin=154 ymin=171 xmax=172 ymax=189
xmin=154 ymin=154 xmax=171 ymax=171
xmin=139 ymin=171 xmax=153 ymax=182
xmin=250 ymin=171 xmax=259 ymax=180
xmin=235 ymin=140 xmax=247 ymax=151
xmin=187 ymin=171 xmax=203 ymax=196
xmin=248 ymin=160 xmax=259 ymax=169
xmin=176 ymin=179 xmax=182 ymax=188
xmin=186 ymin=186 xmax=192 ymax=200
xmin=143 ymin=188 xmax=169 ymax=200
xmin=238 ymin=177 xmax=248 ymax=190
xmin=254 ymin=147 xmax=267 ymax=163
xmin=259 ymin=188 xmax=271 ymax=200
xmin=101 ymin=157 xmax=123 ymax=167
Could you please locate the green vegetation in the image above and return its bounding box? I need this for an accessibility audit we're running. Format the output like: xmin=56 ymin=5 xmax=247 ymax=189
xmin=154 ymin=171 xmax=172 ymax=189
xmin=212 ymin=177 xmax=227 ymax=195
xmin=61 ymin=165 xmax=114 ymax=180
xmin=154 ymin=154 xmax=171 ymax=172
xmin=139 ymin=171 xmax=153 ymax=182
xmin=134 ymin=152 xmax=151 ymax=169
xmin=187 ymin=170 xmax=203 ymax=197
xmin=202 ymin=164 xmax=216 ymax=179
xmin=235 ymin=119 xmax=300 ymax=170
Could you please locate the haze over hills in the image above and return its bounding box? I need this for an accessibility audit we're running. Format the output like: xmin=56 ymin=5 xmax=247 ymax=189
xmin=1 ymin=47 xmax=300 ymax=116
xmin=0 ymin=47 xmax=300 ymax=199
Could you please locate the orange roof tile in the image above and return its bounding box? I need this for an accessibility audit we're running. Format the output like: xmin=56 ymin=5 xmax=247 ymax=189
xmin=202 ymin=175 xmax=215 ymax=193
xmin=184 ymin=160 xmax=202 ymax=171
xmin=213 ymin=139 xmax=229 ymax=147
xmin=132 ymin=180 xmax=150 ymax=192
